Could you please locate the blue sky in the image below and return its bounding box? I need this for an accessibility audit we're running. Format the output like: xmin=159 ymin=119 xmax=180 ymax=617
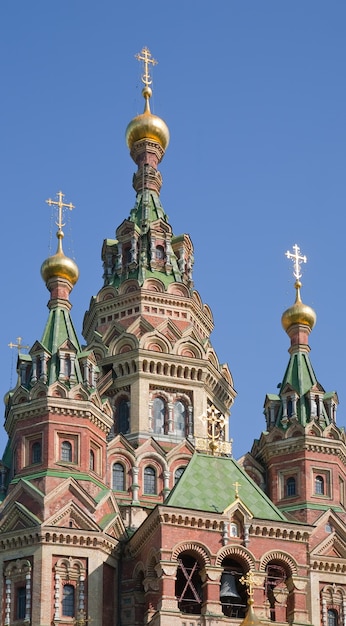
xmin=1 ymin=1 xmax=345 ymax=459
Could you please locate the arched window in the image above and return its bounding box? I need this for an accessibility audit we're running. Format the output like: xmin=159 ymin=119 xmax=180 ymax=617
xmin=152 ymin=397 xmax=167 ymax=434
xmin=174 ymin=400 xmax=186 ymax=436
xmin=155 ymin=245 xmax=165 ymax=260
xmin=174 ymin=467 xmax=185 ymax=485
xmin=176 ymin=554 xmax=203 ymax=614
xmin=144 ymin=466 xmax=156 ymax=495
xmin=117 ymin=398 xmax=130 ymax=434
xmin=61 ymin=441 xmax=72 ymax=463
xmin=328 ymin=609 xmax=338 ymax=626
xmin=112 ymin=463 xmax=125 ymax=491
xmin=315 ymin=475 xmax=324 ymax=495
xmin=286 ymin=477 xmax=296 ymax=497
xmin=89 ymin=450 xmax=95 ymax=471
xmin=287 ymin=398 xmax=293 ymax=417
xmin=32 ymin=441 xmax=42 ymax=464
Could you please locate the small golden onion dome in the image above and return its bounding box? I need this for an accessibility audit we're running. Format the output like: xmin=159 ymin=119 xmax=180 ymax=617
xmin=41 ymin=230 xmax=79 ymax=286
xmin=3 ymin=389 xmax=12 ymax=407
xmin=239 ymin=600 xmax=265 ymax=625
xmin=281 ymin=280 xmax=316 ymax=332
xmin=125 ymin=86 xmax=170 ymax=151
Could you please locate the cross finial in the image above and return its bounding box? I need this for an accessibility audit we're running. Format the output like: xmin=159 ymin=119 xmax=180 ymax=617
xmin=240 ymin=570 xmax=255 ymax=600
xmin=46 ymin=191 xmax=75 ymax=232
xmin=233 ymin=481 xmax=241 ymax=498
xmin=135 ymin=47 xmax=158 ymax=88
xmin=206 ymin=405 xmax=226 ymax=456
xmin=285 ymin=244 xmax=307 ymax=280
xmin=8 ymin=336 xmax=29 ymax=353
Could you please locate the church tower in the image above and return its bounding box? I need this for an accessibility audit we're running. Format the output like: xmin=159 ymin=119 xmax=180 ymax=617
xmin=82 ymin=47 xmax=236 ymax=530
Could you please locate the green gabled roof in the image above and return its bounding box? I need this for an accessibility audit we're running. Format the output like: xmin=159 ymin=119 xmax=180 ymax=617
xmin=281 ymin=351 xmax=317 ymax=397
xmin=165 ymin=453 xmax=287 ymax=521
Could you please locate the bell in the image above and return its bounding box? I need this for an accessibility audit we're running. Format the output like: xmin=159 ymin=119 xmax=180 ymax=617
xmin=220 ymin=572 xmax=242 ymax=602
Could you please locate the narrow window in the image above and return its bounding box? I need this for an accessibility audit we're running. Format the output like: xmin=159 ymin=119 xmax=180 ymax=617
xmin=174 ymin=400 xmax=186 ymax=436
xmin=339 ymin=477 xmax=345 ymax=506
xmin=174 ymin=467 xmax=185 ymax=485
xmin=32 ymin=441 xmax=42 ymax=464
xmin=112 ymin=463 xmax=125 ymax=491
xmin=61 ymin=441 xmax=72 ymax=463
xmin=315 ymin=475 xmax=324 ymax=495
xmin=144 ymin=466 xmax=156 ymax=495
xmin=62 ymin=584 xmax=75 ymax=617
xmin=328 ymin=609 xmax=338 ymax=626
xmin=117 ymin=398 xmax=130 ymax=434
xmin=153 ymin=397 xmax=166 ymax=434
xmin=286 ymin=477 xmax=296 ymax=497
xmin=155 ymin=245 xmax=165 ymax=260
xmin=89 ymin=450 xmax=95 ymax=471
xmin=17 ymin=586 xmax=26 ymax=619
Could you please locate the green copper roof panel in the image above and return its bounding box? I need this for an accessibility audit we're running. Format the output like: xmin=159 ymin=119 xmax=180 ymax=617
xmin=281 ymin=352 xmax=317 ymax=397
xmin=165 ymin=453 xmax=286 ymax=521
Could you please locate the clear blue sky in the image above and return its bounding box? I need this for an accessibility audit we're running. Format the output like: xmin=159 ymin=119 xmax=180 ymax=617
xmin=1 ymin=1 xmax=345 ymax=459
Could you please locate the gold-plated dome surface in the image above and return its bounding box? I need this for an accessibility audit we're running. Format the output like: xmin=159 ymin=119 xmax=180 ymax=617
xmin=281 ymin=280 xmax=316 ymax=332
xmin=239 ymin=600 xmax=264 ymax=625
xmin=41 ymin=231 xmax=79 ymax=286
xmin=125 ymin=87 xmax=170 ymax=151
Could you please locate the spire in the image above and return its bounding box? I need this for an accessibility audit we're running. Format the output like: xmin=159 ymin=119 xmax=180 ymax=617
xmin=263 ymin=245 xmax=337 ymax=430
xmin=281 ymin=244 xmax=316 ymax=353
xmin=125 ymin=46 xmax=170 ymax=195
xmin=39 ymin=192 xmax=82 ymax=381
xmin=102 ymin=49 xmax=194 ymax=291
xmin=41 ymin=191 xmax=79 ymax=306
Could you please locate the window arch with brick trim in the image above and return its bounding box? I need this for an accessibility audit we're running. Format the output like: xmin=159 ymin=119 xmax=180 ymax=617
xmin=4 ymin=559 xmax=32 ymax=625
xmin=53 ymin=558 xmax=86 ymax=624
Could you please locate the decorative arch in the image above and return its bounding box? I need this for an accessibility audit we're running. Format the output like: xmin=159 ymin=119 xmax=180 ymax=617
xmin=192 ymin=290 xmax=203 ymax=309
xmin=143 ymin=278 xmax=165 ymax=292
xmin=260 ymin=551 xmax=298 ymax=576
xmin=215 ymin=545 xmax=255 ymax=570
xmin=171 ymin=542 xmax=211 ymax=566
xmin=167 ymin=283 xmax=190 ymax=297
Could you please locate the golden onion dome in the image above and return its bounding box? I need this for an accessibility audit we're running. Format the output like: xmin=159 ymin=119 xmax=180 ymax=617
xmin=239 ymin=600 xmax=264 ymax=625
xmin=125 ymin=86 xmax=170 ymax=151
xmin=41 ymin=230 xmax=79 ymax=286
xmin=281 ymin=280 xmax=316 ymax=332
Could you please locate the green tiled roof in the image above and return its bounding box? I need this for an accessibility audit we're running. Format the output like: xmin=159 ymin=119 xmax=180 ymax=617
xmin=281 ymin=352 xmax=317 ymax=397
xmin=165 ymin=453 xmax=287 ymax=521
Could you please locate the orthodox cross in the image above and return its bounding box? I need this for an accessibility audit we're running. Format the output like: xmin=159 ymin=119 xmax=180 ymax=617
xmin=46 ymin=191 xmax=75 ymax=231
xmin=285 ymin=244 xmax=307 ymax=280
xmin=135 ymin=46 xmax=157 ymax=87
xmin=8 ymin=336 xmax=29 ymax=353
xmin=233 ymin=481 xmax=241 ymax=499
xmin=240 ymin=570 xmax=255 ymax=601
xmin=207 ymin=405 xmax=225 ymax=455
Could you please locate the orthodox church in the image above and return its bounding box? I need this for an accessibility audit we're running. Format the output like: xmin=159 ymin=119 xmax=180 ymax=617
xmin=0 ymin=48 xmax=345 ymax=626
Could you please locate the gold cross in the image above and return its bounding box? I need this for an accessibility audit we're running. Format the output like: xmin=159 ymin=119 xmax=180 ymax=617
xmin=135 ymin=47 xmax=157 ymax=87
xmin=285 ymin=244 xmax=307 ymax=280
xmin=8 ymin=336 xmax=29 ymax=353
xmin=207 ymin=405 xmax=226 ymax=455
xmin=240 ymin=570 xmax=255 ymax=600
xmin=233 ymin=481 xmax=241 ymax=498
xmin=46 ymin=191 xmax=75 ymax=231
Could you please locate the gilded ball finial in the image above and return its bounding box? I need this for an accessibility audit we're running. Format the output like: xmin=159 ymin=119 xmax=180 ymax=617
xmin=282 ymin=245 xmax=316 ymax=332
xmin=125 ymin=47 xmax=170 ymax=152
xmin=41 ymin=192 xmax=79 ymax=287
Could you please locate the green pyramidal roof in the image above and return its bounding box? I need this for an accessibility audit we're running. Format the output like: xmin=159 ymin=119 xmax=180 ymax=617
xmin=41 ymin=307 xmax=81 ymax=354
xmin=165 ymin=453 xmax=287 ymax=521
xmin=281 ymin=351 xmax=318 ymax=397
